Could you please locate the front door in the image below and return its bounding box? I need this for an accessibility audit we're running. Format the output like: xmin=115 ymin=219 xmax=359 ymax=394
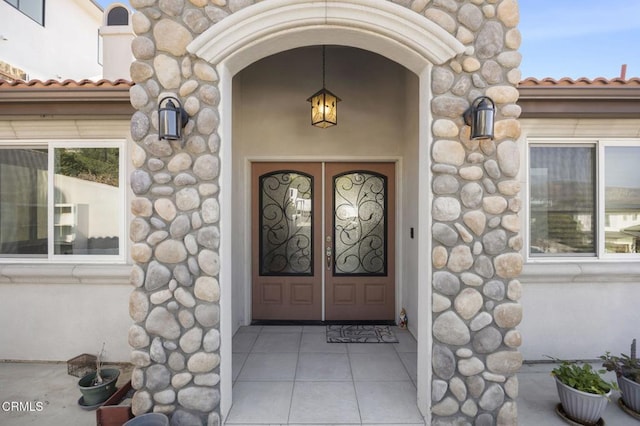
xmin=252 ymin=162 xmax=395 ymax=321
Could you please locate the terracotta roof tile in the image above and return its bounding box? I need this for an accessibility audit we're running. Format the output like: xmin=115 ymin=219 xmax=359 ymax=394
xmin=3 ymin=77 xmax=640 ymax=90
xmin=0 ymin=79 xmax=133 ymax=89
xmin=0 ymin=79 xmax=134 ymax=116
xmin=519 ymin=77 xmax=640 ymax=87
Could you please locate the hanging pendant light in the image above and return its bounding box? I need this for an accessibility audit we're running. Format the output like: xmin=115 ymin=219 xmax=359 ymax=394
xmin=307 ymin=45 xmax=341 ymax=128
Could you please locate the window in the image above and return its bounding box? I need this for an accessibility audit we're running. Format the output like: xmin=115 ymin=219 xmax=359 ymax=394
xmin=107 ymin=6 xmax=128 ymax=26
xmin=0 ymin=141 xmax=125 ymax=262
xmin=528 ymin=140 xmax=640 ymax=259
xmin=603 ymin=146 xmax=640 ymax=254
xmin=4 ymin=0 xmax=45 ymax=25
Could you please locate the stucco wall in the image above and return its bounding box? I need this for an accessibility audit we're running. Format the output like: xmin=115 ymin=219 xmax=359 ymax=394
xmin=0 ymin=279 xmax=132 ymax=362
xmin=0 ymin=0 xmax=103 ymax=80
xmin=519 ymin=272 xmax=640 ymax=360
xmin=230 ymin=46 xmax=420 ymax=331
xmin=401 ymin=70 xmax=421 ymax=338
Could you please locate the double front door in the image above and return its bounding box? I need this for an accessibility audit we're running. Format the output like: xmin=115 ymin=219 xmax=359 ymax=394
xmin=251 ymin=162 xmax=395 ymax=321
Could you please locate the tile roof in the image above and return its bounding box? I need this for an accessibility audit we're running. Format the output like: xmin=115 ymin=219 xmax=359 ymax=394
xmin=518 ymin=78 xmax=640 ymax=119
xmin=2 ymin=77 xmax=640 ymax=89
xmin=519 ymin=77 xmax=640 ymax=87
xmin=0 ymin=79 xmax=133 ymax=89
xmin=0 ymin=79 xmax=134 ymax=117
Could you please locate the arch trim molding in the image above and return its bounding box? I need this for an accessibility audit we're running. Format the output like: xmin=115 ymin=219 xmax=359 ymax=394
xmin=187 ymin=0 xmax=465 ymax=74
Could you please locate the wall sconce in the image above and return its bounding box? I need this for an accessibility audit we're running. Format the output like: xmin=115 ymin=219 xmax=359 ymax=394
xmin=464 ymin=96 xmax=495 ymax=140
xmin=307 ymin=45 xmax=341 ymax=128
xmin=158 ymin=96 xmax=189 ymax=140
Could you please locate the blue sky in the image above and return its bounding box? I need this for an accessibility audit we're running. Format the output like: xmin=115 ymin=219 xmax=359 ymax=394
xmin=518 ymin=0 xmax=640 ymax=79
xmin=103 ymin=0 xmax=639 ymax=79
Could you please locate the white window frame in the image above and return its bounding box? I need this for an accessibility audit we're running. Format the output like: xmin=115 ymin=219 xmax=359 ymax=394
xmin=0 ymin=139 xmax=127 ymax=264
xmin=526 ymin=137 xmax=640 ymax=263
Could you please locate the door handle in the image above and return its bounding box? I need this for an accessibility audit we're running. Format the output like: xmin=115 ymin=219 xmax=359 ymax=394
xmin=326 ymin=246 xmax=332 ymax=270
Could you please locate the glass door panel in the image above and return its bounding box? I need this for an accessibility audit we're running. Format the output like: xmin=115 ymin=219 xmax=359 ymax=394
xmin=259 ymin=171 xmax=313 ymax=275
xmin=333 ymin=171 xmax=387 ymax=275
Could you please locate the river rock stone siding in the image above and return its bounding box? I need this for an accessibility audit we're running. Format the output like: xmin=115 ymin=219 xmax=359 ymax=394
xmin=128 ymin=0 xmax=522 ymax=425
xmin=428 ymin=0 xmax=523 ymax=424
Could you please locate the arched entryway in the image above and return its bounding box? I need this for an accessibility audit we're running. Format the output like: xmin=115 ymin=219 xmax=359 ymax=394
xmin=187 ymin=0 xmax=464 ymax=420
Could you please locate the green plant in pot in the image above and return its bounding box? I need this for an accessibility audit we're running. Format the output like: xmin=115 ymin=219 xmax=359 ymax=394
xmin=78 ymin=344 xmax=120 ymax=407
xmin=551 ymin=360 xmax=617 ymax=425
xmin=601 ymin=338 xmax=640 ymax=415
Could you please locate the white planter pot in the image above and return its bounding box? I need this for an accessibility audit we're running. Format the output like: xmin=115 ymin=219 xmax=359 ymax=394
xmin=555 ymin=377 xmax=610 ymax=424
xmin=618 ymin=374 xmax=640 ymax=413
xmin=124 ymin=413 xmax=169 ymax=426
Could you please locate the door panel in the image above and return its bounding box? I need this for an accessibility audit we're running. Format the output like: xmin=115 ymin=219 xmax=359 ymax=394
xmin=252 ymin=162 xmax=322 ymax=320
xmin=325 ymin=162 xmax=395 ymax=321
xmin=252 ymin=161 xmax=395 ymax=321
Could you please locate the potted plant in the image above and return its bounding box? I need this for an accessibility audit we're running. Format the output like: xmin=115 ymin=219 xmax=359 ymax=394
xmin=78 ymin=344 xmax=120 ymax=408
xmin=551 ymin=360 xmax=616 ymax=425
xmin=601 ymin=338 xmax=640 ymax=416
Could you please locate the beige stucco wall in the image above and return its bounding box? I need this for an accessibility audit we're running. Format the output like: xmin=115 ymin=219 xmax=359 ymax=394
xmin=230 ymin=46 xmax=421 ymax=332
xmin=401 ymin=64 xmax=421 ymax=338
xmin=0 ymin=279 xmax=131 ymax=362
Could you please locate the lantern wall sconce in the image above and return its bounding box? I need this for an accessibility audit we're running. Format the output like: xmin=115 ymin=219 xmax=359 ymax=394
xmin=307 ymin=45 xmax=341 ymax=128
xmin=463 ymin=96 xmax=495 ymax=140
xmin=158 ymin=96 xmax=189 ymax=140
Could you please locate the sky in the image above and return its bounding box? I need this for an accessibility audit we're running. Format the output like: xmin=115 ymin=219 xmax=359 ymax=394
xmin=518 ymin=0 xmax=640 ymax=79
xmin=103 ymin=0 xmax=640 ymax=80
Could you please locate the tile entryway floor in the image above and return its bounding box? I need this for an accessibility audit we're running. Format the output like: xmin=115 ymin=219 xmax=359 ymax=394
xmin=227 ymin=325 xmax=424 ymax=425
xmin=0 ymin=351 xmax=638 ymax=425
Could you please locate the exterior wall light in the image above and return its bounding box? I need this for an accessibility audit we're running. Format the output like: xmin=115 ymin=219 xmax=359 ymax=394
xmin=464 ymin=96 xmax=495 ymax=140
xmin=158 ymin=96 xmax=189 ymax=140
xmin=307 ymin=46 xmax=341 ymax=128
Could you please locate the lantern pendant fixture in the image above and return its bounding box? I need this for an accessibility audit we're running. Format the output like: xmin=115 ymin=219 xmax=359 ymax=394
xmin=307 ymin=45 xmax=341 ymax=128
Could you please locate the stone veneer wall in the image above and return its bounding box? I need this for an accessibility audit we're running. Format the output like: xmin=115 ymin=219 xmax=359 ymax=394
xmin=428 ymin=1 xmax=523 ymax=424
xmin=126 ymin=0 xmax=523 ymax=425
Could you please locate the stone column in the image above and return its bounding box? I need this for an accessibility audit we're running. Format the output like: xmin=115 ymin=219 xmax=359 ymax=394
xmin=128 ymin=0 xmax=224 ymax=423
xmin=126 ymin=0 xmax=523 ymax=425
xmin=427 ymin=0 xmax=523 ymax=424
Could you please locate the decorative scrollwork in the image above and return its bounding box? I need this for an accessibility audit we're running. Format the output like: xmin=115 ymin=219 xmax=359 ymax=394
xmin=259 ymin=171 xmax=313 ymax=275
xmin=333 ymin=171 xmax=386 ymax=275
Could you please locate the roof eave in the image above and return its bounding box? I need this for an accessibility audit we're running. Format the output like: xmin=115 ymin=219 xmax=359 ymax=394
xmin=0 ymin=80 xmax=134 ymax=118
xmin=518 ymin=85 xmax=640 ymax=119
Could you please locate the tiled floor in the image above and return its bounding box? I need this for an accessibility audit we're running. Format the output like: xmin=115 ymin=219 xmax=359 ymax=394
xmin=227 ymin=325 xmax=424 ymax=425
xmin=1 ymin=348 xmax=639 ymax=425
